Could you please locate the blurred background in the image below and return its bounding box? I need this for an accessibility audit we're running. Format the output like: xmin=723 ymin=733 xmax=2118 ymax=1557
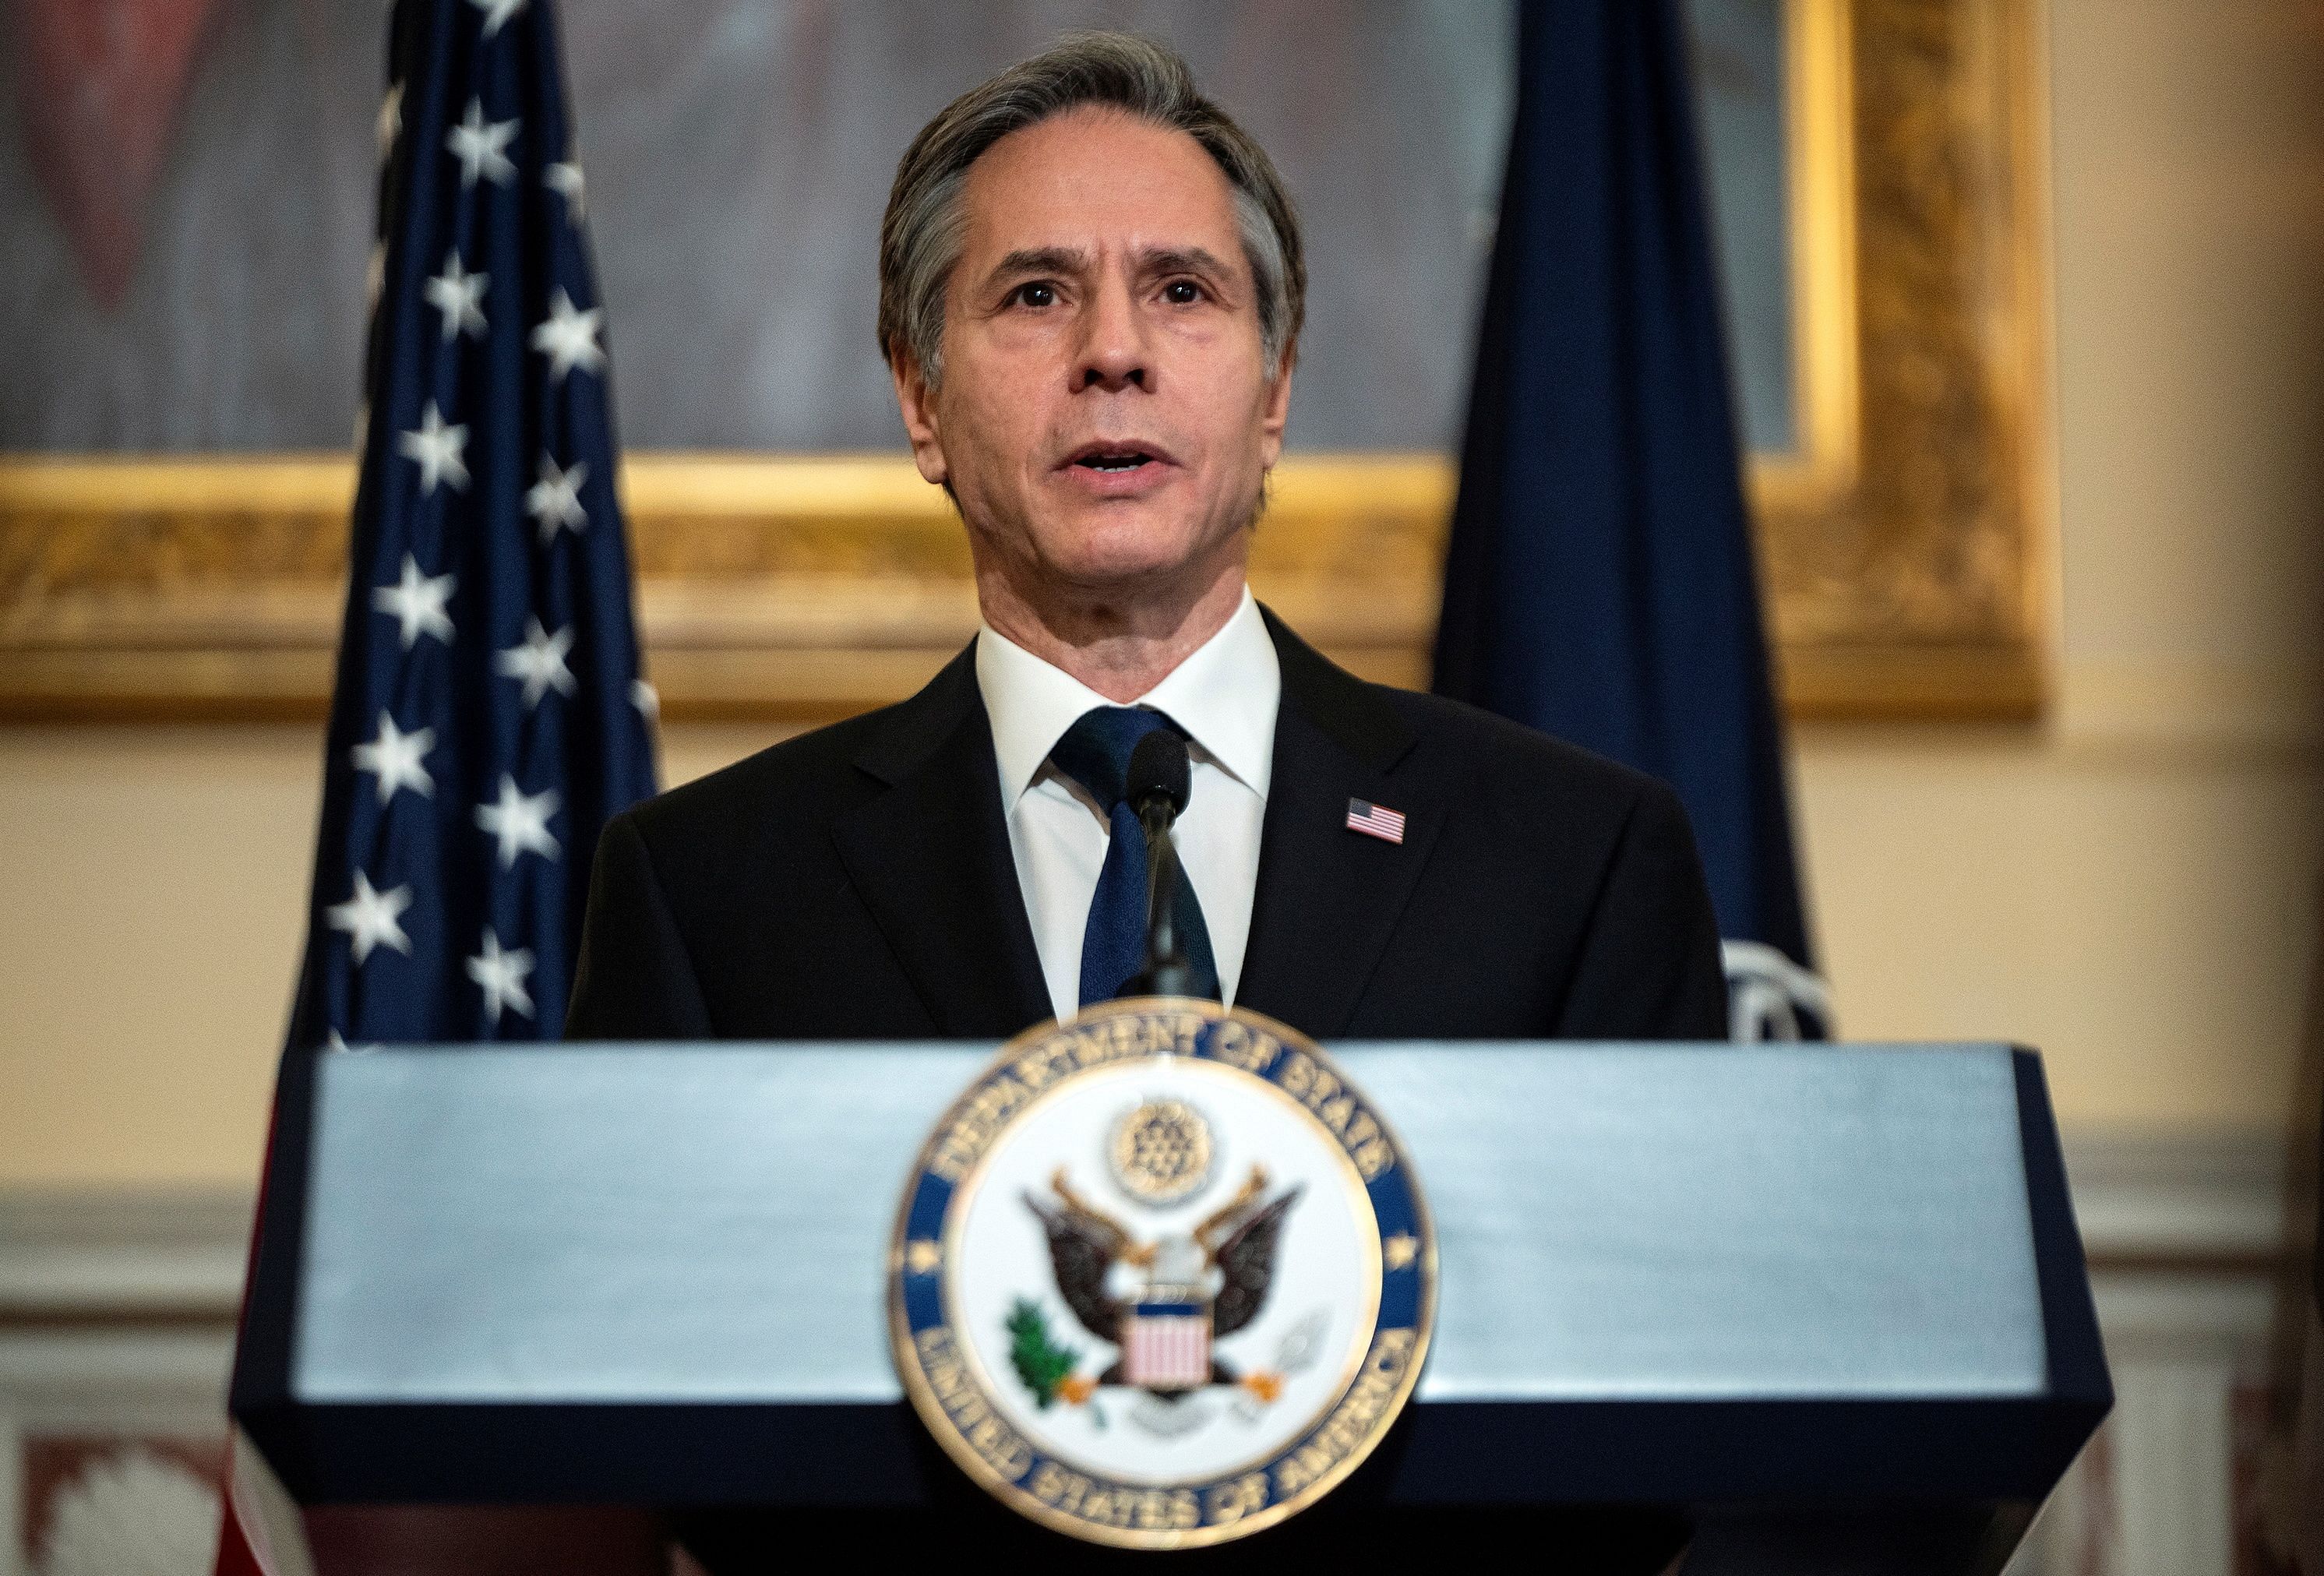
xmin=1 ymin=1 xmax=2319 ymax=1572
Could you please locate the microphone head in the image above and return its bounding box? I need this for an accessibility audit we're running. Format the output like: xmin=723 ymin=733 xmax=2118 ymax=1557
xmin=1126 ymin=728 xmax=1191 ymax=818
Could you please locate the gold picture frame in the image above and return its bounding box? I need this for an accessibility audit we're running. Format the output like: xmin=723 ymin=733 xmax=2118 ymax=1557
xmin=0 ymin=0 xmax=2045 ymax=724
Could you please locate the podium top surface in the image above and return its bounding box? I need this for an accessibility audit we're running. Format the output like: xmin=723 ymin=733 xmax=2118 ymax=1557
xmin=280 ymin=1041 xmax=2061 ymax=1410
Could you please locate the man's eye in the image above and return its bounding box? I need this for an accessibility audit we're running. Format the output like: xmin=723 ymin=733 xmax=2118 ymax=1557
xmin=1012 ymin=282 xmax=1057 ymax=309
xmin=1162 ymin=280 xmax=1203 ymax=305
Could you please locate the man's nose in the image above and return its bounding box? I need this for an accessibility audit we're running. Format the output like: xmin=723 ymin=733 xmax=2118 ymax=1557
xmin=1072 ymin=273 xmax=1150 ymax=392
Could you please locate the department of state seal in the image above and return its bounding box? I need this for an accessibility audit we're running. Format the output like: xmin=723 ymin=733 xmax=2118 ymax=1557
xmin=888 ymin=1000 xmax=1435 ymax=1550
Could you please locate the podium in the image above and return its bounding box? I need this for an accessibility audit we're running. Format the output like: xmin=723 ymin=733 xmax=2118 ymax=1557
xmin=232 ymin=1041 xmax=2109 ymax=1573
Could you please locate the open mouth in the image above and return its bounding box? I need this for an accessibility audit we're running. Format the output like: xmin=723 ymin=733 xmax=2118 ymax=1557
xmin=1064 ymin=442 xmax=1168 ymax=473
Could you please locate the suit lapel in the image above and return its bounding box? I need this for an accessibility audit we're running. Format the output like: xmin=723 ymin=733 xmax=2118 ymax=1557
xmin=830 ymin=645 xmax=1053 ymax=1037
xmin=1236 ymin=611 xmax=1443 ymax=1038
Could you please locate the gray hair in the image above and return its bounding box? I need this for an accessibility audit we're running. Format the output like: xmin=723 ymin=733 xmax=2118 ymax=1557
xmin=877 ymin=32 xmax=1306 ymax=386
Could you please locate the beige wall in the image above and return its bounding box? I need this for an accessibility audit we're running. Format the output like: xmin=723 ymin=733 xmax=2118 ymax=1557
xmin=3 ymin=0 xmax=2319 ymax=1186
xmin=1806 ymin=0 xmax=2324 ymax=1129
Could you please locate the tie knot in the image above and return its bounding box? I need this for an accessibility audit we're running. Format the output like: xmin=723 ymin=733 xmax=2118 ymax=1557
xmin=1049 ymin=706 xmax=1185 ymax=813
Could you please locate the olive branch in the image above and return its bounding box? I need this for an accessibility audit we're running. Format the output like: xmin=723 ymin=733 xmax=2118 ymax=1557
xmin=1005 ymin=1298 xmax=1080 ymax=1409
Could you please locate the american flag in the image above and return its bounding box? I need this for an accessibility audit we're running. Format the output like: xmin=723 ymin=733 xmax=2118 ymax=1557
xmin=1123 ymin=1303 xmax=1213 ymax=1391
xmin=1345 ymin=798 xmax=1407 ymax=844
xmin=220 ymin=4 xmax=654 ymax=1568
xmin=285 ymin=0 xmax=656 ymax=1056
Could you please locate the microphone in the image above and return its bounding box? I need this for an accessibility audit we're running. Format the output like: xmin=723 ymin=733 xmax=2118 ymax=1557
xmin=1123 ymin=729 xmax=1197 ymax=998
xmin=1127 ymin=728 xmax=1190 ymax=820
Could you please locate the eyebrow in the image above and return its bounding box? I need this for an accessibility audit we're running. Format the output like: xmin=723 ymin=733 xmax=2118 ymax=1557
xmin=1140 ymin=246 xmax=1236 ymax=282
xmin=984 ymin=246 xmax=1092 ymax=286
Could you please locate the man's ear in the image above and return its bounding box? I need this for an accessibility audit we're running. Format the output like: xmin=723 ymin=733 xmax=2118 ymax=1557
xmin=890 ymin=350 xmax=950 ymax=487
xmin=1257 ymin=345 xmax=1296 ymax=473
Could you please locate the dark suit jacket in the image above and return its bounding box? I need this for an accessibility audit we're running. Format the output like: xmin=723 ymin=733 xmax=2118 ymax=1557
xmin=567 ymin=608 xmax=1726 ymax=1044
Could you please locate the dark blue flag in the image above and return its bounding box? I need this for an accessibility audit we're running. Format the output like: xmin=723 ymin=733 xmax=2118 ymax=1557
xmin=286 ymin=0 xmax=656 ymax=1052
xmin=1432 ymin=0 xmax=1825 ymax=1038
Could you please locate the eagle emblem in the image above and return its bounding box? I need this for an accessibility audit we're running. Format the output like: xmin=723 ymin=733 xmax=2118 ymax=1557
xmin=1019 ymin=1163 xmax=1301 ymax=1408
xmin=890 ymin=1000 xmax=1432 ymax=1547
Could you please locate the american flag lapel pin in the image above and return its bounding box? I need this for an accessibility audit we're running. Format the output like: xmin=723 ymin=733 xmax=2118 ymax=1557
xmin=1345 ymin=798 xmax=1407 ymax=844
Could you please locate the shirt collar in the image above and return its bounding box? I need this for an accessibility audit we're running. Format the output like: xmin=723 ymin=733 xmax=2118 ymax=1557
xmin=975 ymin=588 xmax=1281 ymax=807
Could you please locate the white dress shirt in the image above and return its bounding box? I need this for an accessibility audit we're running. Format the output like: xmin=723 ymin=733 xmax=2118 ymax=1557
xmin=975 ymin=589 xmax=1281 ymax=1022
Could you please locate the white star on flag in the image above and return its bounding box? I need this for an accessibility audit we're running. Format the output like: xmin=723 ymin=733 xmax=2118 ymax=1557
xmin=327 ymin=870 xmax=413 ymax=964
xmin=531 ymin=287 xmax=605 ymax=381
xmin=545 ymin=160 xmax=586 ymax=221
xmin=446 ymin=98 xmax=519 ymax=188
xmin=466 ymin=927 xmax=537 ymax=1024
xmin=397 ymin=400 xmax=470 ymax=494
xmin=468 ymin=0 xmax=527 ymax=39
xmin=372 ymin=554 xmax=456 ymax=649
xmin=376 ymin=82 xmax=402 ymax=164
xmin=475 ymin=774 xmax=562 ymax=867
xmin=351 ymin=711 xmax=436 ymax=804
xmin=496 ymin=617 xmax=577 ymax=707
xmin=631 ymin=679 xmax=661 ymax=720
xmin=425 ymin=250 xmax=488 ymax=341
xmin=524 ymin=455 xmax=588 ymax=541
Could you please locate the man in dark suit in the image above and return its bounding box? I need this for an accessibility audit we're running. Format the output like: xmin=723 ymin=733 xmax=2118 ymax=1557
xmin=569 ymin=31 xmax=1725 ymax=1052
xmin=563 ymin=33 xmax=1719 ymax=1573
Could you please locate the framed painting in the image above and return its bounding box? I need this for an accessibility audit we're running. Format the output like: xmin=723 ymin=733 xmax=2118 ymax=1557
xmin=0 ymin=0 xmax=2045 ymax=721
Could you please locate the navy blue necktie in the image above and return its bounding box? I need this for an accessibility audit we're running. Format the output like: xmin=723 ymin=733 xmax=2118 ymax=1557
xmin=1048 ymin=707 xmax=1222 ymax=1007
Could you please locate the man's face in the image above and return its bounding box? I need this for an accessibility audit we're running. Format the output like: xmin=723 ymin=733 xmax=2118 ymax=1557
xmin=894 ymin=108 xmax=1292 ymax=601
